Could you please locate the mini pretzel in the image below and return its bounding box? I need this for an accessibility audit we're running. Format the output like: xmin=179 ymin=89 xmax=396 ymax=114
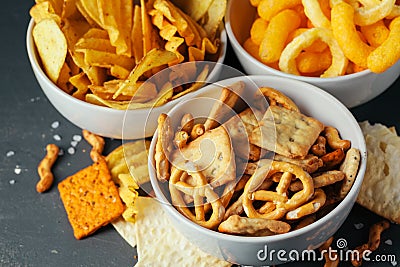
xmin=289 ymin=170 xmax=345 ymax=191
xmin=155 ymin=113 xmax=172 ymax=181
xmin=180 ymin=113 xmax=194 ymax=133
xmin=190 ymin=124 xmax=205 ymax=140
xmin=242 ymin=161 xmax=314 ymax=220
xmin=36 ymin=144 xmax=59 ymax=193
xmin=259 ymin=87 xmax=300 ymax=112
xmin=324 ymin=126 xmax=351 ymax=151
xmin=169 ymin=167 xmax=225 ymax=229
xmin=286 ymin=189 xmax=326 ymax=220
xmin=174 ymin=130 xmax=189 ymax=149
xmin=274 ymin=154 xmax=323 ymax=173
xmin=218 ymin=215 xmax=291 ymax=236
xmin=82 ymin=129 xmax=105 ymax=162
xmin=320 ymin=148 xmax=345 ymax=170
xmin=351 ymin=220 xmax=390 ymax=267
xmin=311 ymin=136 xmax=327 ymax=156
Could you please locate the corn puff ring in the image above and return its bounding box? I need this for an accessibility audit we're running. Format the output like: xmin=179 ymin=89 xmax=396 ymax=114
xmin=367 ymin=16 xmax=400 ymax=73
xmin=279 ymin=27 xmax=348 ymax=77
xmin=36 ymin=144 xmax=59 ymax=193
xmin=259 ymin=9 xmax=301 ymax=64
xmin=287 ymin=28 xmax=328 ymax=53
xmin=302 ymin=0 xmax=331 ymax=29
xmin=243 ymin=161 xmax=314 ymax=220
xmin=324 ymin=126 xmax=351 ymax=150
xmin=218 ymin=215 xmax=291 ymax=236
xmin=259 ymin=86 xmax=300 ymax=112
xmin=286 ymin=188 xmax=326 ymax=220
xmin=170 ymin=168 xmax=225 ymax=229
xmin=331 ymin=2 xmax=373 ymax=68
xmin=257 ymin=0 xmax=302 ymax=21
xmin=354 ymin=0 xmax=396 ymax=26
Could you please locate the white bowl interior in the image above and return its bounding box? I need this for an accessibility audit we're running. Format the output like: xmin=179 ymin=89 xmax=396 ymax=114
xmin=148 ymin=75 xmax=367 ymax=265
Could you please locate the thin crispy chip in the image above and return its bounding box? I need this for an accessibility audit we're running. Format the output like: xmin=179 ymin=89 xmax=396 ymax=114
xmin=69 ymin=72 xmax=90 ymax=100
xmin=171 ymin=0 xmax=213 ymax=21
xmin=132 ymin=5 xmax=144 ymax=64
xmin=33 ymin=19 xmax=68 ymax=83
xmin=58 ymin=157 xmax=124 ymax=239
xmin=29 ymin=1 xmax=61 ymax=24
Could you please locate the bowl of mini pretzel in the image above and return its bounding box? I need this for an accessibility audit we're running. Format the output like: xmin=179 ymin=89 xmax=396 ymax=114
xmin=148 ymin=75 xmax=367 ymax=266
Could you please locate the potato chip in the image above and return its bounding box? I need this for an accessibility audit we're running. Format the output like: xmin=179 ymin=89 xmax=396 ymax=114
xmin=75 ymin=38 xmax=116 ymax=53
xmin=170 ymin=64 xmax=209 ymax=100
xmin=30 ymin=1 xmax=61 ymax=25
xmin=69 ymin=72 xmax=90 ymax=100
xmin=33 ymin=18 xmax=68 ymax=83
xmin=82 ymin=49 xmax=135 ymax=70
xmin=171 ymin=0 xmax=213 ymax=21
xmin=57 ymin=62 xmax=74 ymax=93
xmin=113 ymin=48 xmax=178 ymax=98
xmin=199 ymin=0 xmax=227 ymax=39
xmin=132 ymin=5 xmax=144 ymax=64
xmin=77 ymin=0 xmax=102 ymax=26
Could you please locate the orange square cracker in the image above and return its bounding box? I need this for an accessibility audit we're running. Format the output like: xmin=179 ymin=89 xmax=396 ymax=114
xmin=58 ymin=157 xmax=124 ymax=239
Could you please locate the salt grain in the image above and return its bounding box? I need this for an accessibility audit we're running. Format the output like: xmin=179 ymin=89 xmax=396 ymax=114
xmin=67 ymin=147 xmax=75 ymax=155
xmin=53 ymin=134 xmax=62 ymax=141
xmin=70 ymin=141 xmax=78 ymax=147
xmin=51 ymin=121 xmax=59 ymax=129
xmin=385 ymin=239 xmax=393 ymax=245
xmin=58 ymin=149 xmax=64 ymax=156
xmin=6 ymin=151 xmax=15 ymax=157
xmin=72 ymin=134 xmax=82 ymax=142
xmin=9 ymin=179 xmax=15 ymax=185
xmin=354 ymin=223 xmax=364 ymax=230
xmin=14 ymin=166 xmax=21 ymax=175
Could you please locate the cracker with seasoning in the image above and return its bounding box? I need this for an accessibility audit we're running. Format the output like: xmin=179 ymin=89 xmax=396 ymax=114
xmin=58 ymin=157 xmax=124 ymax=239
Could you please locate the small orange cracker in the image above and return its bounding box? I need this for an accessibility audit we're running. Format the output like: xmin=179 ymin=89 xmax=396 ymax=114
xmin=58 ymin=157 xmax=124 ymax=239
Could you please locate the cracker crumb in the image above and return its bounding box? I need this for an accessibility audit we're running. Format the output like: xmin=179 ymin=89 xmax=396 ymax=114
xmin=354 ymin=223 xmax=364 ymax=230
xmin=6 ymin=151 xmax=15 ymax=157
xmin=53 ymin=134 xmax=62 ymax=141
xmin=51 ymin=121 xmax=59 ymax=129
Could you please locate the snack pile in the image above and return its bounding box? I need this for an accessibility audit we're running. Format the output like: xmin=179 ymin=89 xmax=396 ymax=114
xmin=30 ymin=0 xmax=225 ymax=109
xmin=244 ymin=0 xmax=400 ymax=77
xmin=153 ymin=82 xmax=361 ymax=235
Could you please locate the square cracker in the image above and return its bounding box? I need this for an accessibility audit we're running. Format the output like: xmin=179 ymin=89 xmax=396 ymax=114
xmin=250 ymin=105 xmax=324 ymax=159
xmin=357 ymin=121 xmax=400 ymax=223
xmin=58 ymin=157 xmax=124 ymax=239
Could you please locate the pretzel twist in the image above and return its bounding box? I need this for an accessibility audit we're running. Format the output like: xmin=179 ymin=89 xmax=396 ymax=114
xmin=242 ymin=161 xmax=314 ymax=220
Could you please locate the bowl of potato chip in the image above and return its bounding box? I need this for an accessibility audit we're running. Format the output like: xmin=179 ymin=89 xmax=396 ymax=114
xmin=26 ymin=0 xmax=227 ymax=139
xmin=148 ymin=75 xmax=367 ymax=266
xmin=225 ymin=0 xmax=400 ymax=108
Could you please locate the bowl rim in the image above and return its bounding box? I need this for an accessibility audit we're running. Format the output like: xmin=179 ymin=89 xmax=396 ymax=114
xmin=148 ymin=74 xmax=367 ymax=243
xmin=26 ymin=18 xmax=228 ymax=114
xmin=224 ymin=0 xmax=375 ymax=83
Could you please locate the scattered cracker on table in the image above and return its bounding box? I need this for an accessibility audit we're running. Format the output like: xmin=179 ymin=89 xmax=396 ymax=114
xmin=58 ymin=157 xmax=124 ymax=239
xmin=357 ymin=121 xmax=400 ymax=224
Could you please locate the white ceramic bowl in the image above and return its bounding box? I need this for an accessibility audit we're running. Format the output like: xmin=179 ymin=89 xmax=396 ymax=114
xmin=26 ymin=18 xmax=227 ymax=139
xmin=148 ymin=75 xmax=367 ymax=266
xmin=225 ymin=0 xmax=400 ymax=108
